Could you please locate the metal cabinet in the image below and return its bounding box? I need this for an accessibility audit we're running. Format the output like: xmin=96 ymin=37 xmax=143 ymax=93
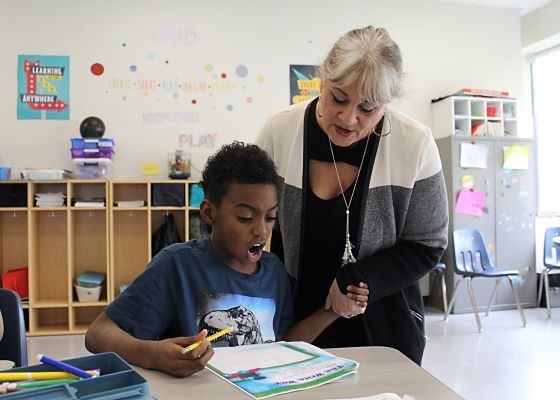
xmin=436 ymin=136 xmax=536 ymax=313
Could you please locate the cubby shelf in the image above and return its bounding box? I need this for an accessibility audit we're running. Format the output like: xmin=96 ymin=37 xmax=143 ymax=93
xmin=0 ymin=179 xmax=204 ymax=335
xmin=432 ymin=95 xmax=517 ymax=138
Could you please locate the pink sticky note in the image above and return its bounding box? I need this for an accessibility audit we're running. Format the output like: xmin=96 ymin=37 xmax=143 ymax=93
xmin=455 ymin=189 xmax=485 ymax=217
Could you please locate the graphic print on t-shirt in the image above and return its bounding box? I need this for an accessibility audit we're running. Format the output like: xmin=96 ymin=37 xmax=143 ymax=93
xmin=198 ymin=293 xmax=276 ymax=347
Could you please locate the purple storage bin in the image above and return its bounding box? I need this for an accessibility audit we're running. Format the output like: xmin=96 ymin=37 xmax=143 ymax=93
xmin=71 ymin=147 xmax=114 ymax=159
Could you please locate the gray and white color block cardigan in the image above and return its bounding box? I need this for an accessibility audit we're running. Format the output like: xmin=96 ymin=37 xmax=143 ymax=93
xmin=256 ymin=99 xmax=448 ymax=364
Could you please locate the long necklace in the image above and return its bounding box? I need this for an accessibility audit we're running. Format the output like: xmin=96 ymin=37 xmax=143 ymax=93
xmin=327 ymin=133 xmax=371 ymax=266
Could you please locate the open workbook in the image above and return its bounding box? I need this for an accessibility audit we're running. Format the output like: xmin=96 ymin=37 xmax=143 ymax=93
xmin=206 ymin=341 xmax=359 ymax=399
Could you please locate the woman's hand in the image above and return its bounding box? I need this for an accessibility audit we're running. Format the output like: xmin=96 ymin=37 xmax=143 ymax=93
xmin=325 ymin=280 xmax=368 ymax=318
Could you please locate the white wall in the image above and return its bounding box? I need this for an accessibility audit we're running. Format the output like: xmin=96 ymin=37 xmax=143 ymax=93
xmin=0 ymin=0 xmax=523 ymax=179
xmin=521 ymin=0 xmax=560 ymax=51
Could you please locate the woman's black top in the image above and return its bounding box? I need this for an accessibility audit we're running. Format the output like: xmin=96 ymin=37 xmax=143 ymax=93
xmin=294 ymin=99 xmax=377 ymax=347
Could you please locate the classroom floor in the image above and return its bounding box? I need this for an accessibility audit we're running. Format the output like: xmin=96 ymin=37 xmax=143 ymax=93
xmin=22 ymin=306 xmax=559 ymax=400
xmin=423 ymin=306 xmax=560 ymax=400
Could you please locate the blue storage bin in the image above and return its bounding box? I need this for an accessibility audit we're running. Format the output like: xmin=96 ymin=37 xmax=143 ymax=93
xmin=70 ymin=138 xmax=115 ymax=149
xmin=77 ymin=271 xmax=106 ymax=287
xmin=189 ymin=184 xmax=204 ymax=208
xmin=0 ymin=352 xmax=151 ymax=399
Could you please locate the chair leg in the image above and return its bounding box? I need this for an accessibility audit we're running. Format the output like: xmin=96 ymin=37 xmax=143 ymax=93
xmin=445 ymin=276 xmax=465 ymax=321
xmin=466 ymin=278 xmax=483 ymax=333
xmin=544 ymin=270 xmax=552 ymax=319
xmin=486 ymin=279 xmax=500 ymax=316
xmin=537 ymin=271 xmax=545 ymax=307
xmin=441 ymin=272 xmax=448 ymax=316
xmin=507 ymin=275 xmax=527 ymax=327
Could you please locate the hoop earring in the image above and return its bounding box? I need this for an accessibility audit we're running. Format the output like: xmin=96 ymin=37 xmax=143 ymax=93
xmin=372 ymin=114 xmax=392 ymax=137
xmin=316 ymin=97 xmax=324 ymax=118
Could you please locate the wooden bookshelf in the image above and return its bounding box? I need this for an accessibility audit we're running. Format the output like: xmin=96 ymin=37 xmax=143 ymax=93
xmin=0 ymin=179 xmax=204 ymax=335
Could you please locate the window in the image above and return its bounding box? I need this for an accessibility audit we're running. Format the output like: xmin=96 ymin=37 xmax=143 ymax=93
xmin=531 ymin=47 xmax=560 ymax=215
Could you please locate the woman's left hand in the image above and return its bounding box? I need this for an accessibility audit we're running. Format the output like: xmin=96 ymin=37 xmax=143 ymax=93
xmin=325 ymin=279 xmax=368 ymax=318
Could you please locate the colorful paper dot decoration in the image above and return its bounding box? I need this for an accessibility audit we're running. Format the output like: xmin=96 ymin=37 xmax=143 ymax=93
xmin=246 ymin=96 xmax=253 ymax=103
xmin=90 ymin=63 xmax=105 ymax=76
xmin=257 ymin=75 xmax=265 ymax=83
xmin=130 ymin=65 xmax=137 ymax=72
xmin=122 ymin=43 xmax=127 ymax=47
xmin=204 ymin=64 xmax=214 ymax=72
xmin=226 ymin=104 xmax=233 ymax=111
xmin=221 ymin=72 xmax=227 ymax=79
xmin=191 ymin=99 xmax=197 ymax=105
xmin=165 ymin=60 xmax=169 ymax=64
xmin=236 ymin=65 xmax=248 ymax=78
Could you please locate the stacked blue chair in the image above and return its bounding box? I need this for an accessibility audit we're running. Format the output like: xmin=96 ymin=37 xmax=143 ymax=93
xmin=539 ymin=227 xmax=560 ymax=318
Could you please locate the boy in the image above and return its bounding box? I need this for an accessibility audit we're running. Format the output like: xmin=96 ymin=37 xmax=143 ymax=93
xmin=85 ymin=142 xmax=367 ymax=377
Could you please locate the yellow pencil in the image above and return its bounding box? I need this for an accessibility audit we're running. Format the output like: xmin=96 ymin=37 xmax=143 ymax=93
xmin=0 ymin=370 xmax=100 ymax=381
xmin=183 ymin=326 xmax=233 ymax=353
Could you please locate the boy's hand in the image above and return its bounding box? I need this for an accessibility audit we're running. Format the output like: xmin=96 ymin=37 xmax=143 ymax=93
xmin=148 ymin=330 xmax=215 ymax=377
xmin=325 ymin=280 xmax=368 ymax=318
xmin=346 ymin=282 xmax=369 ymax=308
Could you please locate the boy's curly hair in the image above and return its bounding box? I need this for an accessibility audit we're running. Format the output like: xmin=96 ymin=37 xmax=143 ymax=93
xmin=201 ymin=141 xmax=280 ymax=205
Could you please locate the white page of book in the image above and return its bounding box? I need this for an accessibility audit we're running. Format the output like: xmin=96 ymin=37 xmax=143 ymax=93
xmin=209 ymin=343 xmax=312 ymax=374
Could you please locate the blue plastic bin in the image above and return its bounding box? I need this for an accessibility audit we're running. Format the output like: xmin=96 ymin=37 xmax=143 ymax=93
xmin=0 ymin=352 xmax=152 ymax=399
xmin=70 ymin=138 xmax=115 ymax=149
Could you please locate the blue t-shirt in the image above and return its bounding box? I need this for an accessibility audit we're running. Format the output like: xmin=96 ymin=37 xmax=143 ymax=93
xmin=106 ymin=237 xmax=293 ymax=347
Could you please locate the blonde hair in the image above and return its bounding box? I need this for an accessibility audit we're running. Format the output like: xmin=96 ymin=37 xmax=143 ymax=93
xmin=320 ymin=26 xmax=404 ymax=104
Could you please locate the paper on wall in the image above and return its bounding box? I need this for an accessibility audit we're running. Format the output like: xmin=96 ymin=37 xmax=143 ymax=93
xmin=455 ymin=188 xmax=485 ymax=217
xmin=503 ymin=144 xmax=529 ymax=170
xmin=460 ymin=142 xmax=488 ymax=169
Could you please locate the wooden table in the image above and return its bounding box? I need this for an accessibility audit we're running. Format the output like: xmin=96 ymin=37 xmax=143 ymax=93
xmin=138 ymin=346 xmax=463 ymax=400
xmin=24 ymin=336 xmax=462 ymax=399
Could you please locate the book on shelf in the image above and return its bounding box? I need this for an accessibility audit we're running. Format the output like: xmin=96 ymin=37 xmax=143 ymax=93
xmin=471 ymin=123 xmax=486 ymax=136
xmin=35 ymin=192 xmax=66 ymax=207
xmin=471 ymin=122 xmax=503 ymax=137
xmin=487 ymin=121 xmax=503 ymax=137
xmin=72 ymin=198 xmax=105 ymax=207
xmin=206 ymin=341 xmax=358 ymax=399
xmin=115 ymin=200 xmax=145 ymax=207
xmin=455 ymin=88 xmax=510 ymax=98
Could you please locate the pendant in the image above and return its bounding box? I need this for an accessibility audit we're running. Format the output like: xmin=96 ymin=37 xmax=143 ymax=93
xmin=341 ymin=210 xmax=357 ymax=266
xmin=341 ymin=237 xmax=357 ymax=266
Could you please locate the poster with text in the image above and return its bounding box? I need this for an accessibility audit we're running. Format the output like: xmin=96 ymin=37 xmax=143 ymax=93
xmin=17 ymin=55 xmax=70 ymax=120
xmin=289 ymin=65 xmax=320 ymax=105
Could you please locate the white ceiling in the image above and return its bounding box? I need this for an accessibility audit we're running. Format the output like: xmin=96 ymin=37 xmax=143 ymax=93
xmin=433 ymin=0 xmax=554 ymax=15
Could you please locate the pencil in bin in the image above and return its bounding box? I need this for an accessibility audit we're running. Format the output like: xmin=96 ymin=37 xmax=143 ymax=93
xmin=0 ymin=370 xmax=99 ymax=381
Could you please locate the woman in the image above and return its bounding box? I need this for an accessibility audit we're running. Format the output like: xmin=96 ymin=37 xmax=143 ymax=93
xmin=256 ymin=26 xmax=448 ymax=365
